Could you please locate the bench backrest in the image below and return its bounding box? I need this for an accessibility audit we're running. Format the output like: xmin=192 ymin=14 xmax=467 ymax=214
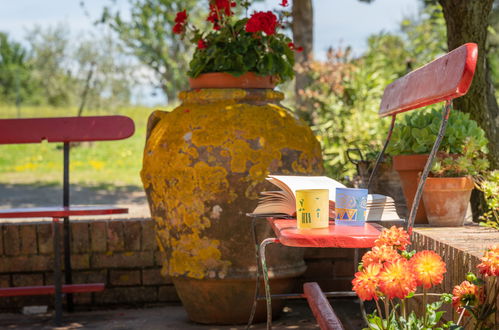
xmin=0 ymin=116 xmax=135 ymax=144
xmin=369 ymin=43 xmax=478 ymax=232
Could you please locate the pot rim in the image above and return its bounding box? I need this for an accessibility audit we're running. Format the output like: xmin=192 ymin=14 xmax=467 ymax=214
xmin=423 ymin=175 xmax=475 ymax=191
xmin=392 ymin=154 xmax=429 ymax=171
xmin=189 ymin=72 xmax=277 ymax=89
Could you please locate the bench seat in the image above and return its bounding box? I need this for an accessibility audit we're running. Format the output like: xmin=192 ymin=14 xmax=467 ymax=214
xmin=0 ymin=283 xmax=105 ymax=297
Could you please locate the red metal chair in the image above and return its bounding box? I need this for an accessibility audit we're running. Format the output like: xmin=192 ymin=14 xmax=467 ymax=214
xmin=247 ymin=43 xmax=478 ymax=330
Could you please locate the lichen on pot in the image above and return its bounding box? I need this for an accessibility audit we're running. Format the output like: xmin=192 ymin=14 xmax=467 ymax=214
xmin=141 ymin=88 xmax=323 ymax=323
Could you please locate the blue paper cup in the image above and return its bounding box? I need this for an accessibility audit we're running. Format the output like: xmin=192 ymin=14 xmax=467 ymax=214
xmin=335 ymin=187 xmax=368 ymax=226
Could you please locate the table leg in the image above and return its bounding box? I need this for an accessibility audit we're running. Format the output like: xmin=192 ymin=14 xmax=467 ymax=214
xmin=53 ymin=217 xmax=63 ymax=326
xmin=259 ymin=237 xmax=279 ymax=330
xmin=246 ymin=217 xmax=260 ymax=330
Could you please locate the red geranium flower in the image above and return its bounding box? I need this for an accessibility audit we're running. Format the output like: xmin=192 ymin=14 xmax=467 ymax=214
xmin=197 ymin=39 xmax=207 ymax=49
xmin=174 ymin=10 xmax=187 ymax=24
xmin=280 ymin=0 xmax=289 ymax=7
xmin=172 ymin=23 xmax=184 ymax=34
xmin=245 ymin=11 xmax=278 ymax=35
xmin=288 ymin=42 xmax=304 ymax=52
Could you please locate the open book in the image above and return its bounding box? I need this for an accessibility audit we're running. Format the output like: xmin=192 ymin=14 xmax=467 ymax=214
xmin=249 ymin=175 xmax=403 ymax=222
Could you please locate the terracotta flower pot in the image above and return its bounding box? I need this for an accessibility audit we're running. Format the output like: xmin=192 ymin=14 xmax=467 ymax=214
xmin=422 ymin=176 xmax=474 ymax=227
xmin=189 ymin=72 xmax=278 ymax=89
xmin=141 ymin=84 xmax=323 ymax=324
xmin=392 ymin=154 xmax=429 ymax=224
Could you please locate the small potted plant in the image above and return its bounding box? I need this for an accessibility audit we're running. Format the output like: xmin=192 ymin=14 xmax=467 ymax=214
xmin=422 ymin=137 xmax=489 ymax=227
xmin=386 ymin=108 xmax=488 ymax=224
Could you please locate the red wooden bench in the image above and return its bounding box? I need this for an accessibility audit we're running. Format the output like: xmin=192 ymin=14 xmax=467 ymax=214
xmin=0 ymin=116 xmax=135 ymax=325
xmin=303 ymin=282 xmax=345 ymax=330
xmin=249 ymin=43 xmax=478 ymax=330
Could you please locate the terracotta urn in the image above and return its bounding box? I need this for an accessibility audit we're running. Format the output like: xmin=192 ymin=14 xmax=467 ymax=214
xmin=392 ymin=154 xmax=429 ymax=224
xmin=141 ymin=73 xmax=324 ymax=324
xmin=422 ymin=176 xmax=474 ymax=227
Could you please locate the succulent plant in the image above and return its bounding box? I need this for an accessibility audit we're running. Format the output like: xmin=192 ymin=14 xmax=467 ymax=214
xmin=386 ymin=108 xmax=489 ymax=156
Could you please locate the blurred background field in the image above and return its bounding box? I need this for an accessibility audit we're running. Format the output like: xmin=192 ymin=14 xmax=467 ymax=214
xmin=0 ymin=106 xmax=160 ymax=188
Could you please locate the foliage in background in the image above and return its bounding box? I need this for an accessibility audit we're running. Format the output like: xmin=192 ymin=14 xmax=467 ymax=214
xmin=0 ymin=24 xmax=137 ymax=110
xmin=302 ymin=4 xmax=447 ymax=181
xmin=0 ymin=32 xmax=39 ymax=105
xmin=474 ymin=170 xmax=499 ymax=230
xmin=488 ymin=1 xmax=499 ymax=95
xmin=100 ymin=0 xmax=201 ymax=103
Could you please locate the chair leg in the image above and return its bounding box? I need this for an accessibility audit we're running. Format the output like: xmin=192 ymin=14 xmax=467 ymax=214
xmin=259 ymin=238 xmax=279 ymax=330
xmin=247 ymin=217 xmax=260 ymax=329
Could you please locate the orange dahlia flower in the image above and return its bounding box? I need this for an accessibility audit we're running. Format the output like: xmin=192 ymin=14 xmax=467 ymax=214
xmin=378 ymin=258 xmax=417 ymax=299
xmin=452 ymin=280 xmax=484 ymax=313
xmin=352 ymin=263 xmax=382 ymax=301
xmin=362 ymin=245 xmax=401 ymax=267
xmin=477 ymin=245 xmax=499 ymax=277
xmin=374 ymin=226 xmax=411 ymax=251
xmin=410 ymin=250 xmax=446 ymax=289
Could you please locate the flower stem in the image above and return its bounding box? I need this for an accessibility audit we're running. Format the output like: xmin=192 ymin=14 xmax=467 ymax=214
xmin=375 ymin=299 xmax=384 ymax=321
xmin=401 ymin=299 xmax=407 ymax=320
xmin=423 ymin=288 xmax=427 ymax=326
xmin=456 ymin=303 xmax=468 ymax=325
xmin=384 ymin=298 xmax=390 ymax=329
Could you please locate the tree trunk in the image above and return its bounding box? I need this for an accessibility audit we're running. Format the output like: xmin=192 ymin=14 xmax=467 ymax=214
xmin=292 ymin=0 xmax=314 ymax=125
xmin=439 ymin=0 xmax=499 ymax=169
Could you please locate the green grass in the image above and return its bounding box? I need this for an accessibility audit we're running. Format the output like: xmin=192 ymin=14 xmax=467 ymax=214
xmin=0 ymin=105 xmax=170 ymax=188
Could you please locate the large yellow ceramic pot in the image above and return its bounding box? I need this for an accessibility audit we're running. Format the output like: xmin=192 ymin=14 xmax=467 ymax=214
xmin=141 ymin=86 xmax=323 ymax=324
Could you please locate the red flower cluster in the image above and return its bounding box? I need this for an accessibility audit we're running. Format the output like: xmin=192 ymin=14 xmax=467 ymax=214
xmin=477 ymin=244 xmax=499 ymax=276
xmin=280 ymin=0 xmax=289 ymax=7
xmin=410 ymin=250 xmax=446 ymax=289
xmin=207 ymin=0 xmax=236 ymax=30
xmin=374 ymin=225 xmax=410 ymax=251
xmin=378 ymin=258 xmax=417 ymax=300
xmin=352 ymin=226 xmax=446 ymax=301
xmin=173 ymin=10 xmax=187 ymax=34
xmin=452 ymin=280 xmax=484 ymax=314
xmin=245 ymin=11 xmax=278 ymax=35
xmin=197 ymin=39 xmax=207 ymax=50
xmin=287 ymin=42 xmax=304 ymax=52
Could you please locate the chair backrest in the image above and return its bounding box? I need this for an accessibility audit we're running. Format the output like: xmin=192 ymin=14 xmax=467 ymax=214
xmin=0 ymin=116 xmax=135 ymax=144
xmin=379 ymin=43 xmax=477 ymax=117
xmin=368 ymin=43 xmax=478 ymax=232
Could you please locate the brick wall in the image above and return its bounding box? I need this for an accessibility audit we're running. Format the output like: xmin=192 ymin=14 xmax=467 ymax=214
xmin=299 ymin=247 xmax=367 ymax=292
xmin=0 ymin=219 xmax=178 ymax=311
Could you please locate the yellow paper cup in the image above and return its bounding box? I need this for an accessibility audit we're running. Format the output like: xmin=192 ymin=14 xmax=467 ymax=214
xmin=295 ymin=189 xmax=329 ymax=229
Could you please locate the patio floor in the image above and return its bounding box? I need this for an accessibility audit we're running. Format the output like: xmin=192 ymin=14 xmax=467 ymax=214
xmin=0 ymin=298 xmax=364 ymax=329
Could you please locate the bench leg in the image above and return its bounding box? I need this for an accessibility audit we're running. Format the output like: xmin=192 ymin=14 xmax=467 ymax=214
xmin=53 ymin=217 xmax=63 ymax=326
